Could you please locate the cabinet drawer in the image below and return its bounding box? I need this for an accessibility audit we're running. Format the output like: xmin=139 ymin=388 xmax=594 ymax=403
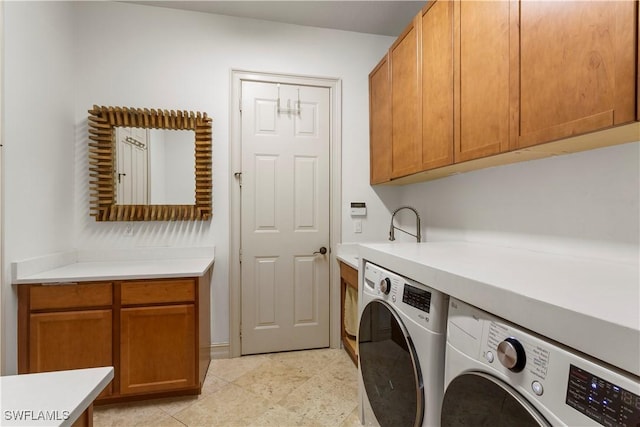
xmin=30 ymin=282 xmax=112 ymax=311
xmin=340 ymin=262 xmax=358 ymax=289
xmin=121 ymin=279 xmax=196 ymax=305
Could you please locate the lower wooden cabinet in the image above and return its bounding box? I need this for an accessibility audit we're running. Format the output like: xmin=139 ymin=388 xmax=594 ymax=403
xmin=29 ymin=308 xmax=113 ymax=398
xmin=339 ymin=262 xmax=358 ymax=366
xmin=18 ymin=271 xmax=211 ymax=404
xmin=120 ymin=305 xmax=195 ymax=395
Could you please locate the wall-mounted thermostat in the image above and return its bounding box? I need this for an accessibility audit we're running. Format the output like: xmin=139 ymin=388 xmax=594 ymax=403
xmin=350 ymin=202 xmax=367 ymax=216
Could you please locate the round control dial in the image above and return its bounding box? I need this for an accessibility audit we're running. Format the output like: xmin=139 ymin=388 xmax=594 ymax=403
xmin=380 ymin=277 xmax=391 ymax=295
xmin=497 ymin=337 xmax=526 ymax=372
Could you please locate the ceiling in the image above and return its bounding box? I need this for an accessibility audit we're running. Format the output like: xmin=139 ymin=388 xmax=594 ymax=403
xmin=125 ymin=1 xmax=426 ymax=37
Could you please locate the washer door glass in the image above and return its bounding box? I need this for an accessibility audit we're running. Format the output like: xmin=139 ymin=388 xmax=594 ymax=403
xmin=358 ymin=300 xmax=423 ymax=427
xmin=441 ymin=372 xmax=551 ymax=427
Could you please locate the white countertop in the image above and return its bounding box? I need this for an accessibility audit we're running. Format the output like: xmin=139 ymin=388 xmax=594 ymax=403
xmin=358 ymin=242 xmax=640 ymax=377
xmin=12 ymin=247 xmax=215 ymax=284
xmin=0 ymin=367 xmax=114 ymax=426
xmin=336 ymin=243 xmax=359 ymax=269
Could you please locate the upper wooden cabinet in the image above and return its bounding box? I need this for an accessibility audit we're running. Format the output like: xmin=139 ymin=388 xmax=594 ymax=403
xmin=514 ymin=1 xmax=637 ymax=149
xmin=391 ymin=15 xmax=423 ymax=179
xmin=422 ymin=0 xmax=512 ymax=168
xmin=369 ymin=0 xmax=639 ymax=185
xmin=456 ymin=0 xmax=512 ymax=162
xmin=421 ymin=0 xmax=454 ymax=170
xmin=369 ymin=55 xmax=392 ymax=184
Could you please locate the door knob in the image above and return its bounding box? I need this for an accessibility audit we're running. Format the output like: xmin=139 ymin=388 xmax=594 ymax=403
xmin=313 ymin=247 xmax=327 ymax=255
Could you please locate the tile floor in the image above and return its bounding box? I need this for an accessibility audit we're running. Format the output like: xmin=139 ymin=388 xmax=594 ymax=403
xmin=94 ymin=348 xmax=361 ymax=427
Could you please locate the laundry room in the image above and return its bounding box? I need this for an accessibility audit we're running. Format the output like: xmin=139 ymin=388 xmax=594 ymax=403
xmin=1 ymin=1 xmax=639 ymax=426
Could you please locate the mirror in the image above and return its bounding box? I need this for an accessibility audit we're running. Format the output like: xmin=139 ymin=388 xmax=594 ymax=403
xmin=115 ymin=127 xmax=195 ymax=205
xmin=88 ymin=106 xmax=212 ymax=221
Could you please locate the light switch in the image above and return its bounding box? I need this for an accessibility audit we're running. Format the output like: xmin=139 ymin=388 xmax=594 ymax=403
xmin=354 ymin=219 xmax=362 ymax=233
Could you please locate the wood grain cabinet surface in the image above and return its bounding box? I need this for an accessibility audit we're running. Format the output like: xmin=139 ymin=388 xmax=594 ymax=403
xmin=369 ymin=0 xmax=639 ymax=185
xmin=369 ymin=55 xmax=392 ymax=184
xmin=514 ymin=1 xmax=637 ymax=149
xmin=339 ymin=262 xmax=358 ymax=366
xmin=120 ymin=304 xmax=196 ymax=395
xmin=19 ymin=282 xmax=114 ymax=398
xmin=421 ymin=0 xmax=454 ymax=170
xmin=391 ymin=15 xmax=423 ymax=179
xmin=456 ymin=0 xmax=512 ymax=162
xmin=18 ymin=271 xmax=211 ymax=404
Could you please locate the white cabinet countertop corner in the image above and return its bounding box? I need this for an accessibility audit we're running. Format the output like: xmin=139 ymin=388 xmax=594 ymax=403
xmin=0 ymin=367 xmax=114 ymax=426
xmin=336 ymin=243 xmax=359 ymax=270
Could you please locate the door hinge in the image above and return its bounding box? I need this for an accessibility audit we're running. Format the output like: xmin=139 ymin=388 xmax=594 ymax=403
xmin=234 ymin=172 xmax=242 ymax=187
xmin=239 ymin=97 xmax=242 ymax=113
xmin=239 ymin=248 xmax=242 ymax=263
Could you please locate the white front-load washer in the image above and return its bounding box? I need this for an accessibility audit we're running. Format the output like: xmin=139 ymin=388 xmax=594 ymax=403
xmin=358 ymin=260 xmax=448 ymax=427
xmin=442 ymin=298 xmax=640 ymax=426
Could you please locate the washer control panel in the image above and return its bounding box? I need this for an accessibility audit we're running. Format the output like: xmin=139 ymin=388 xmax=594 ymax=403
xmin=402 ymin=283 xmax=432 ymax=313
xmin=363 ymin=261 xmax=447 ymax=333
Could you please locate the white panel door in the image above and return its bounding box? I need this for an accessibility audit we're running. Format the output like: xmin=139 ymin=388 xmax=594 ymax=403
xmin=116 ymin=127 xmax=149 ymax=204
xmin=241 ymin=81 xmax=330 ymax=355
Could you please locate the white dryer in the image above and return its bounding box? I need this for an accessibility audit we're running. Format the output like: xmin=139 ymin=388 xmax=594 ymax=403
xmin=358 ymin=261 xmax=448 ymax=427
xmin=442 ymin=298 xmax=640 ymax=426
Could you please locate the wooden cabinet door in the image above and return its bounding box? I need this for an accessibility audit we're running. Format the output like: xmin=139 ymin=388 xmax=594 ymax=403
xmin=369 ymin=55 xmax=392 ymax=184
xmin=391 ymin=15 xmax=422 ymax=178
xmin=456 ymin=0 xmax=512 ymax=162
xmin=339 ymin=262 xmax=358 ymax=366
xmin=29 ymin=309 xmax=113 ymax=396
xmin=422 ymin=0 xmax=454 ymax=170
xmin=120 ymin=304 xmax=196 ymax=395
xmin=515 ymin=1 xmax=637 ymax=149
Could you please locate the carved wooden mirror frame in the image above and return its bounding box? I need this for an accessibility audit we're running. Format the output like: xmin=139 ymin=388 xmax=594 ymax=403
xmin=88 ymin=105 xmax=212 ymax=221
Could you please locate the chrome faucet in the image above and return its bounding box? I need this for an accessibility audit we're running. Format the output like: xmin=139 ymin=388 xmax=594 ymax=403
xmin=389 ymin=206 xmax=422 ymax=242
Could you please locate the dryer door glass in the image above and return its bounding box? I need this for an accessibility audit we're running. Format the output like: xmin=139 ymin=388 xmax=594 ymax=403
xmin=441 ymin=372 xmax=551 ymax=426
xmin=358 ymin=300 xmax=423 ymax=427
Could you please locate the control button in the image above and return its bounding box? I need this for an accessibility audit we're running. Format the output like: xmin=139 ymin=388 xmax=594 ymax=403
xmin=497 ymin=337 xmax=526 ymax=372
xmin=532 ymin=381 xmax=544 ymax=396
xmin=485 ymin=351 xmax=494 ymax=363
xmin=380 ymin=278 xmax=391 ymax=295
xmin=392 ymin=295 xmax=396 ymax=302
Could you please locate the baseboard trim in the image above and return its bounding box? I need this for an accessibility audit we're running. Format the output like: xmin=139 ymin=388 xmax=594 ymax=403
xmin=210 ymin=343 xmax=230 ymax=359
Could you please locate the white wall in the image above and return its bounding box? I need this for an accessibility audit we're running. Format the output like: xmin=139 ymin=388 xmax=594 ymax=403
xmin=2 ymin=1 xmax=77 ymax=373
xmin=70 ymin=2 xmax=394 ymax=353
xmin=389 ymin=142 xmax=640 ymax=263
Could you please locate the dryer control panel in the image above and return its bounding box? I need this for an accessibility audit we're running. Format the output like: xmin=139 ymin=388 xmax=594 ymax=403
xmin=566 ymin=364 xmax=640 ymax=427
xmin=446 ymin=298 xmax=640 ymax=427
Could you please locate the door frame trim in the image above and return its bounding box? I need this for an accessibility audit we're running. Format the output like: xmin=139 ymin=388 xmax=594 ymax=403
xmin=229 ymin=70 xmax=342 ymax=357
